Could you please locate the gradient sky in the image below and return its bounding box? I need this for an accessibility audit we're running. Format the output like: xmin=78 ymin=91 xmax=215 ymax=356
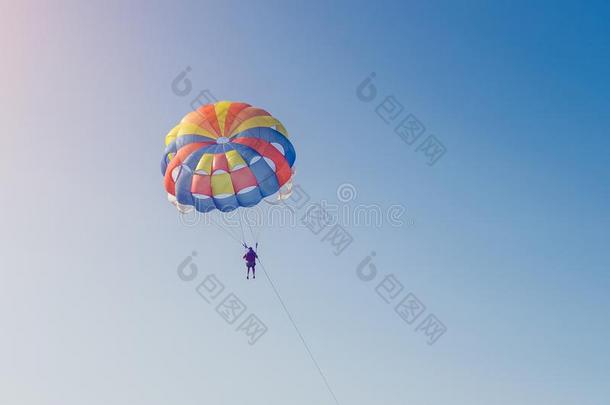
xmin=1 ymin=1 xmax=609 ymax=404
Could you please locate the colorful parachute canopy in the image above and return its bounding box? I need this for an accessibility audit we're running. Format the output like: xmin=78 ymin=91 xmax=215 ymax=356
xmin=161 ymin=101 xmax=296 ymax=213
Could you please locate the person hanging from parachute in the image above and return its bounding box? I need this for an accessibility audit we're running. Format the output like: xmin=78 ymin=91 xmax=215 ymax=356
xmin=160 ymin=101 xmax=296 ymax=278
xmin=242 ymin=244 xmax=258 ymax=279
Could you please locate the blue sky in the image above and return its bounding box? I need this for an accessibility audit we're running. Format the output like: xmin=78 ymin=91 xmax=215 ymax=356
xmin=1 ymin=1 xmax=609 ymax=404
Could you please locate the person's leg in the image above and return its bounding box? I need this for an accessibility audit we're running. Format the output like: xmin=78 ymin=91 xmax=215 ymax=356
xmin=246 ymin=265 xmax=250 ymax=279
xmin=252 ymin=265 xmax=255 ymax=279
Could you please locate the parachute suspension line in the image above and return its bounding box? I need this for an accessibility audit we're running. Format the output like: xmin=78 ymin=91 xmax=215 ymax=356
xmin=237 ymin=210 xmax=248 ymax=247
xmin=235 ymin=206 xmax=260 ymax=249
xmin=254 ymin=206 xmax=264 ymax=243
xmin=208 ymin=214 xmax=244 ymax=247
xmin=245 ymin=212 xmax=258 ymax=246
xmin=256 ymin=257 xmax=340 ymax=405
xmin=254 ymin=224 xmax=263 ymax=245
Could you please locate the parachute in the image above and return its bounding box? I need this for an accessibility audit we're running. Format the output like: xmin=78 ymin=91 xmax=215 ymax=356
xmin=161 ymin=101 xmax=296 ymax=214
xmin=161 ymin=102 xmax=335 ymax=398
